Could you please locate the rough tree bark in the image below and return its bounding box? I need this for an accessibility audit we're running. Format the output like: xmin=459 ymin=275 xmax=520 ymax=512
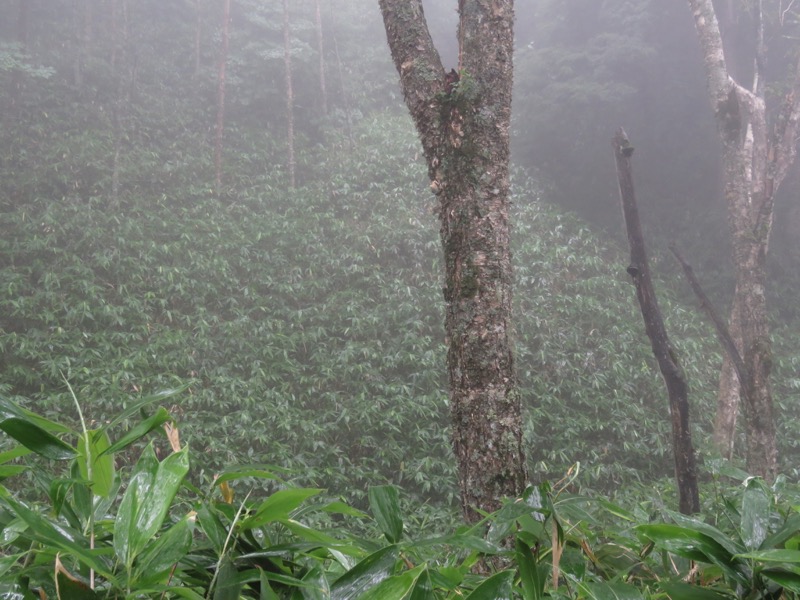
xmin=378 ymin=0 xmax=527 ymax=522
xmin=612 ymin=129 xmax=700 ymax=515
xmin=687 ymin=0 xmax=800 ymax=480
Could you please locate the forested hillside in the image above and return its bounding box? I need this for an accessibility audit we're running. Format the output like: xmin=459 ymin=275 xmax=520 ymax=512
xmin=2 ymin=1 xmax=800 ymax=597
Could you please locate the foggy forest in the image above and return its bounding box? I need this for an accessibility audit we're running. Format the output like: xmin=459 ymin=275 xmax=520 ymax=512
xmin=1 ymin=0 xmax=800 ymax=598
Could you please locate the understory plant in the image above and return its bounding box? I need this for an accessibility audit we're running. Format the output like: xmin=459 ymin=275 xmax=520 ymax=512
xmin=2 ymin=389 xmax=800 ymax=600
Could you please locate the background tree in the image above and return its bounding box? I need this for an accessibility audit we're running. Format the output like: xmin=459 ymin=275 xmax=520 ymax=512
xmin=214 ymin=0 xmax=232 ymax=193
xmin=282 ymin=0 xmax=295 ymax=189
xmin=686 ymin=0 xmax=800 ymax=479
xmin=378 ymin=0 xmax=527 ymax=521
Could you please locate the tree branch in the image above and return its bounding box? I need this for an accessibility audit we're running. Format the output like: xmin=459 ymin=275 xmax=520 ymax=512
xmin=686 ymin=0 xmax=734 ymax=104
xmin=669 ymin=245 xmax=748 ymax=389
xmin=613 ymin=128 xmax=699 ymax=515
xmin=771 ymin=54 xmax=800 ymax=188
xmin=378 ymin=0 xmax=445 ymax=162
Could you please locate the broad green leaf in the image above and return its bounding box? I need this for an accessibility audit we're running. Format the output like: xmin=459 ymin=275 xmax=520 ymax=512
xmin=55 ymin=556 xmax=98 ymax=600
xmin=734 ymin=549 xmax=800 ymax=563
xmin=0 ymin=417 xmax=75 ymax=460
xmin=212 ymin=464 xmax=286 ymax=486
xmin=0 ymin=581 xmax=37 ymax=600
xmin=576 ymin=581 xmax=644 ymax=600
xmin=416 ymin=532 xmax=502 ymax=554
xmin=368 ymin=485 xmax=403 ymax=543
xmin=0 ymin=446 xmax=32 ymax=464
xmin=597 ymin=499 xmax=636 ymax=522
xmin=102 ymin=406 xmax=171 ymax=456
xmin=280 ymin=518 xmax=353 ymax=547
xmin=133 ymin=513 xmax=195 ymax=585
xmin=761 ymin=513 xmax=800 ymax=550
xmin=331 ymin=545 xmax=399 ymax=600
xmin=516 ymin=537 xmax=544 ymax=600
xmin=299 ymin=563 xmax=329 ymax=600
xmin=464 ymin=570 xmax=514 ymax=600
xmin=760 ymin=568 xmax=800 ymax=593
xmin=663 ymin=510 xmax=745 ymax=556
xmin=1 ymin=495 xmax=115 ymax=582
xmin=713 ymin=463 xmax=751 ymax=481
xmin=741 ymin=478 xmax=770 ymax=550
xmin=408 ymin=567 xmax=433 ymax=600
xmin=259 ymin=568 xmax=280 ymax=600
xmin=0 ymin=398 xmax=72 ymax=434
xmin=0 ymin=465 xmax=27 ymax=480
xmin=659 ymin=581 xmax=735 ymax=599
xmin=357 ymin=565 xmax=426 ymax=600
xmin=323 ymin=500 xmax=369 ymax=518
xmin=103 ymin=385 xmax=188 ymax=430
xmin=198 ymin=504 xmax=229 ymax=555
xmin=113 ymin=443 xmax=189 ymax=568
xmin=76 ymin=429 xmax=114 ymax=498
xmin=434 ymin=566 xmax=464 ymax=589
xmin=49 ymin=476 xmax=80 ymax=521
xmin=636 ymin=524 xmax=746 ymax=586
xmin=213 ymin=556 xmax=241 ymax=600
xmin=240 ymin=488 xmax=323 ymax=529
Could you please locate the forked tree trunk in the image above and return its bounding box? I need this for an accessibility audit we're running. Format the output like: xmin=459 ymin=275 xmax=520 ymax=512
xmin=686 ymin=0 xmax=800 ymax=480
xmin=379 ymin=0 xmax=527 ymax=522
xmin=214 ymin=0 xmax=231 ymax=193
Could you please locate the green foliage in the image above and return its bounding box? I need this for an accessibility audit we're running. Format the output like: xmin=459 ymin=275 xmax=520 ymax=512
xmin=0 ymin=42 xmax=55 ymax=79
xmin=2 ymin=396 xmax=800 ymax=599
xmin=4 ymin=105 xmax=799 ymax=505
xmin=2 ymin=0 xmax=800 ymax=549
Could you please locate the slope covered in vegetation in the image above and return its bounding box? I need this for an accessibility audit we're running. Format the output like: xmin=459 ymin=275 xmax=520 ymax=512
xmin=3 ymin=105 xmax=764 ymax=509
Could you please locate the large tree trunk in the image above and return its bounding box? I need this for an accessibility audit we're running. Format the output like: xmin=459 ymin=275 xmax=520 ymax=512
xmin=379 ymin=0 xmax=527 ymax=522
xmin=686 ymin=0 xmax=800 ymax=480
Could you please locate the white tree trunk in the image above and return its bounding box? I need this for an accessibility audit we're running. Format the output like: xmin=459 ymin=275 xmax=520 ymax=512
xmin=687 ymin=0 xmax=800 ymax=480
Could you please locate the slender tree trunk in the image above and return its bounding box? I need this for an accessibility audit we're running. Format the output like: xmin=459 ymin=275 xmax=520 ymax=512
xmin=10 ymin=0 xmax=28 ymax=110
xmin=714 ymin=315 xmax=740 ymax=460
xmin=214 ymin=0 xmax=231 ymax=193
xmin=613 ymin=129 xmax=700 ymax=514
xmin=328 ymin=0 xmax=353 ymax=147
xmin=73 ymin=0 xmax=86 ymax=88
xmin=110 ymin=0 xmax=128 ymax=207
xmin=686 ymin=0 xmax=800 ymax=480
xmin=194 ymin=0 xmax=202 ymax=79
xmin=313 ymin=0 xmax=328 ymax=116
xmin=283 ymin=0 xmax=296 ymax=189
xmin=379 ymin=0 xmax=527 ymax=522
xmin=17 ymin=0 xmax=28 ymax=48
